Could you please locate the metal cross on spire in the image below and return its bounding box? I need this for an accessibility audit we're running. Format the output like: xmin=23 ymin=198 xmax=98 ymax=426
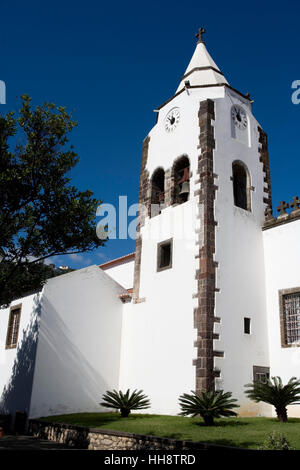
xmin=195 ymin=27 xmax=206 ymax=44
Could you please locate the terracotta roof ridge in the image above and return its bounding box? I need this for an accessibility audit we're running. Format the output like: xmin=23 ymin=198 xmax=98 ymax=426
xmin=99 ymin=252 xmax=135 ymax=270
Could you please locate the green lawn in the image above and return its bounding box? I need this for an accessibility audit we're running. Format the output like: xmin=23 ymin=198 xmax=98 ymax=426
xmin=40 ymin=413 xmax=300 ymax=449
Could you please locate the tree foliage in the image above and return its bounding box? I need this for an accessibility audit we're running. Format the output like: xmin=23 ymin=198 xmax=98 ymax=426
xmin=245 ymin=376 xmax=300 ymax=422
xmin=179 ymin=389 xmax=239 ymax=426
xmin=100 ymin=389 xmax=151 ymax=418
xmin=0 ymin=95 xmax=105 ymax=307
xmin=0 ymin=260 xmax=74 ymax=301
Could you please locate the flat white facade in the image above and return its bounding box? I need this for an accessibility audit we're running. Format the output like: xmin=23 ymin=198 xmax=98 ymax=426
xmin=1 ymin=266 xmax=126 ymax=418
xmin=1 ymin=35 xmax=300 ymax=420
xmin=100 ymin=254 xmax=135 ymax=290
xmin=0 ymin=292 xmax=42 ymax=417
xmin=264 ymin=219 xmax=300 ymax=417
xmin=119 ymin=204 xmax=198 ymax=415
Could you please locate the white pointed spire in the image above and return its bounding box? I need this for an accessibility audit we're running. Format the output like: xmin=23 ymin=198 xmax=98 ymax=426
xmin=176 ymin=28 xmax=229 ymax=93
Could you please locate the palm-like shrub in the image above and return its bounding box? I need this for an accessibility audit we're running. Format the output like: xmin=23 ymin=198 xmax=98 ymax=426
xmin=259 ymin=431 xmax=294 ymax=450
xmin=100 ymin=389 xmax=150 ymax=417
xmin=179 ymin=390 xmax=239 ymax=426
xmin=245 ymin=376 xmax=300 ymax=422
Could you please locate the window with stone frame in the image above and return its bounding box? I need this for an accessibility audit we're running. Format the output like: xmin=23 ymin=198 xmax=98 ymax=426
xmin=232 ymin=160 xmax=251 ymax=211
xmin=253 ymin=366 xmax=270 ymax=383
xmin=279 ymin=288 xmax=300 ymax=347
xmin=6 ymin=305 xmax=22 ymax=349
xmin=157 ymin=239 xmax=173 ymax=272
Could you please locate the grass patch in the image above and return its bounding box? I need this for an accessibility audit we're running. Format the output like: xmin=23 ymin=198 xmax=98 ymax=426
xmin=39 ymin=413 xmax=300 ymax=450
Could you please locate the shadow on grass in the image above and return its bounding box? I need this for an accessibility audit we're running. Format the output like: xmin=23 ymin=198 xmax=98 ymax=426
xmin=191 ymin=419 xmax=248 ymax=428
xmin=41 ymin=413 xmax=160 ymax=428
xmin=119 ymin=414 xmax=158 ymax=421
xmin=40 ymin=413 xmax=119 ymax=428
xmin=94 ymin=413 xmax=160 ymax=427
xmin=139 ymin=430 xmax=256 ymax=449
xmin=270 ymin=418 xmax=300 ymax=424
xmin=156 ymin=432 xmax=185 ymax=440
xmin=203 ymin=438 xmax=256 ymax=449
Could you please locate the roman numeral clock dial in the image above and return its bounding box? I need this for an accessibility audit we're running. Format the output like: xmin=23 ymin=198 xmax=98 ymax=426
xmin=164 ymin=107 xmax=180 ymax=133
xmin=231 ymin=105 xmax=248 ymax=130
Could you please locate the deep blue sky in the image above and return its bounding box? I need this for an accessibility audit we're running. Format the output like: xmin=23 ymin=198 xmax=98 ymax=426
xmin=1 ymin=0 xmax=299 ymax=268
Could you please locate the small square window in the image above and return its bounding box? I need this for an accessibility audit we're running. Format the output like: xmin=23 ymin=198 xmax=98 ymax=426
xmin=244 ymin=317 xmax=251 ymax=334
xmin=253 ymin=366 xmax=270 ymax=383
xmin=157 ymin=239 xmax=172 ymax=272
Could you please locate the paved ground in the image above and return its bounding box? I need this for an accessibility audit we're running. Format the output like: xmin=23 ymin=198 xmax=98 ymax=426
xmin=0 ymin=435 xmax=73 ymax=450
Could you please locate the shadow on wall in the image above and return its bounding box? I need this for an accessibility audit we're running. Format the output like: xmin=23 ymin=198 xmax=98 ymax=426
xmin=0 ymin=294 xmax=42 ymax=421
xmin=28 ymin=294 xmax=110 ymax=418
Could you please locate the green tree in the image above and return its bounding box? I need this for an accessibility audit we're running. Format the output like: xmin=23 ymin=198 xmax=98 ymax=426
xmin=100 ymin=389 xmax=151 ymax=418
xmin=245 ymin=376 xmax=300 ymax=422
xmin=179 ymin=390 xmax=238 ymax=426
xmin=0 ymin=95 xmax=105 ymax=307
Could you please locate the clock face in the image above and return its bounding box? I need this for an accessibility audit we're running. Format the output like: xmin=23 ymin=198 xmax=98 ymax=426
xmin=164 ymin=107 xmax=180 ymax=133
xmin=231 ymin=105 xmax=247 ymax=130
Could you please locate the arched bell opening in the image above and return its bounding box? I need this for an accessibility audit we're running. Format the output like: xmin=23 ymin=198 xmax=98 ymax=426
xmin=150 ymin=167 xmax=165 ymax=217
xmin=172 ymin=156 xmax=190 ymax=205
xmin=232 ymin=160 xmax=251 ymax=211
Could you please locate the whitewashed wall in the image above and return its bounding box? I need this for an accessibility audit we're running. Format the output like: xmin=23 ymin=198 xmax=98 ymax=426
xmin=29 ymin=266 xmax=125 ymax=418
xmin=119 ymin=202 xmax=198 ymax=415
xmin=0 ymin=292 xmax=42 ymax=416
xmin=213 ymin=90 xmax=271 ymax=416
xmin=120 ymin=88 xmax=219 ymax=415
xmin=263 ymin=219 xmax=300 ymax=417
xmin=147 ymin=87 xmax=224 ymax=177
xmin=119 ymin=88 xmax=210 ymax=415
xmin=102 ymin=259 xmax=134 ymax=290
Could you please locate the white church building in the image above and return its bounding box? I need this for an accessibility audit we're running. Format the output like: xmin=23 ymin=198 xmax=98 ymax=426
xmin=1 ymin=29 xmax=300 ymax=420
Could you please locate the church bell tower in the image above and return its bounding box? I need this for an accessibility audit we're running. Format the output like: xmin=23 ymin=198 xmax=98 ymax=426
xmin=122 ymin=28 xmax=271 ymax=414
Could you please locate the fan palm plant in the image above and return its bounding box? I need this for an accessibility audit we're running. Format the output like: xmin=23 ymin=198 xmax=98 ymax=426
xmin=245 ymin=376 xmax=300 ymax=422
xmin=179 ymin=390 xmax=239 ymax=426
xmin=100 ymin=389 xmax=150 ymax=417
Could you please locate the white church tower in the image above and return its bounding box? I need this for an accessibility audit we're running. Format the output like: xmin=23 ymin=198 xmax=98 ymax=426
xmin=120 ymin=28 xmax=272 ymax=415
